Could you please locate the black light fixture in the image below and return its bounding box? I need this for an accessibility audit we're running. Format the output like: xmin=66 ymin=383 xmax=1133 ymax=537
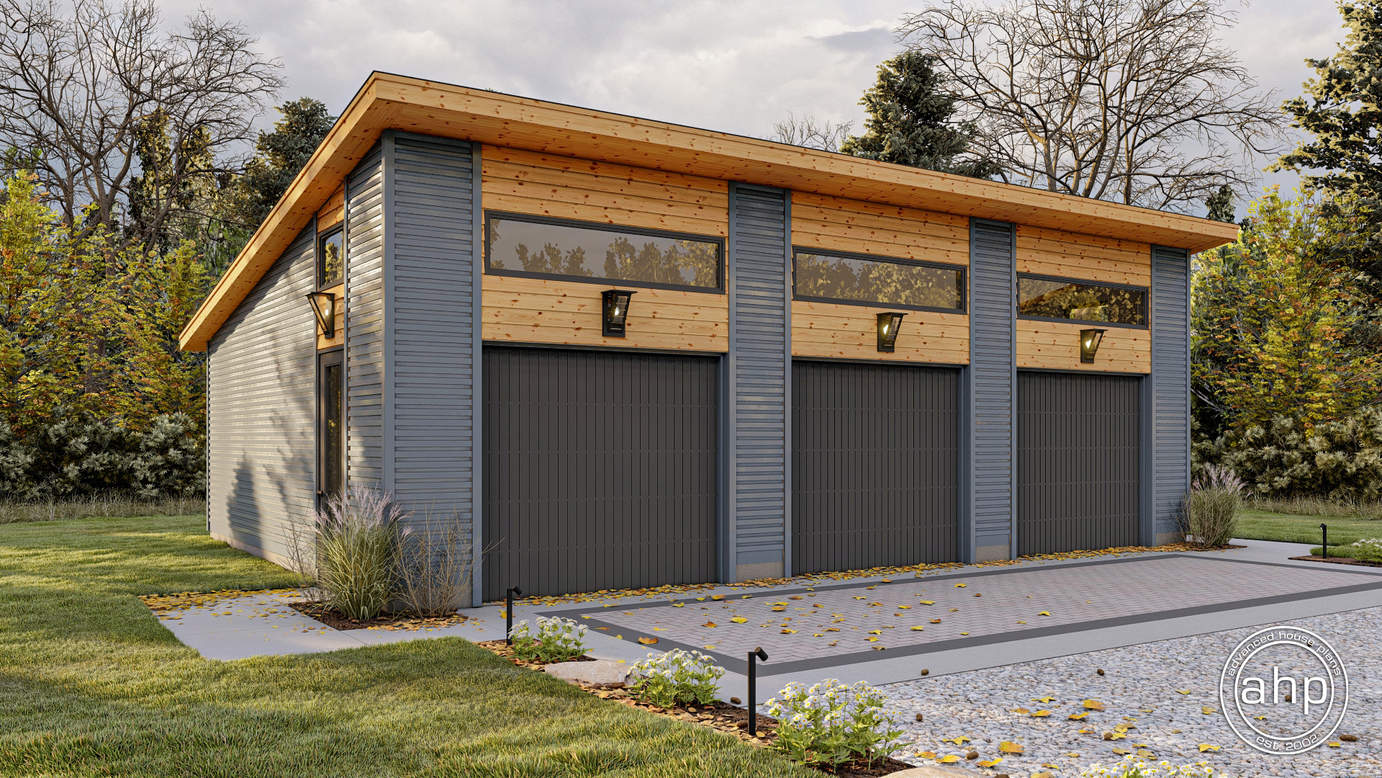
xmin=1080 ymin=328 xmax=1107 ymax=363
xmin=876 ymin=312 xmax=905 ymax=353
xmin=306 ymin=291 xmax=337 ymax=338
xmin=602 ymin=289 xmax=635 ymax=337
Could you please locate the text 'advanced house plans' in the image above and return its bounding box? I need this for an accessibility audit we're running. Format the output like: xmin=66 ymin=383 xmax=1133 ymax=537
xmin=180 ymin=72 xmax=1237 ymax=605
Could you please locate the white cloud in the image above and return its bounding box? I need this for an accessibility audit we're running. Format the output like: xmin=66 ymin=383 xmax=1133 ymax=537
xmin=164 ymin=0 xmax=1343 ymax=205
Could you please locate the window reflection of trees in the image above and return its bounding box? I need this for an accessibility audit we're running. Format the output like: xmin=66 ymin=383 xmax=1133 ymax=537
xmin=794 ymin=252 xmax=963 ymax=310
xmin=487 ymin=216 xmax=720 ymax=288
xmin=1017 ymin=277 xmax=1145 ymax=325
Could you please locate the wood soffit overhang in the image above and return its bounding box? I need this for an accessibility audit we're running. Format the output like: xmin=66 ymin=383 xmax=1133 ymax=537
xmin=178 ymin=71 xmax=1238 ymax=351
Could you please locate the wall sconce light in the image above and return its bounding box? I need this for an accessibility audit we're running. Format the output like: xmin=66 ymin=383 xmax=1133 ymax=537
xmin=1080 ymin=328 xmax=1106 ymax=363
xmin=876 ymin=312 xmax=905 ymax=353
xmin=602 ymin=289 xmax=635 ymax=337
xmin=306 ymin=291 xmax=337 ymax=338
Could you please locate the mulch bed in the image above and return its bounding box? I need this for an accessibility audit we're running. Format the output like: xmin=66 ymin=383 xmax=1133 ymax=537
xmin=474 ymin=640 xmax=913 ymax=777
xmin=1289 ymin=554 xmax=1382 ymax=568
xmin=287 ymin=601 xmax=468 ymax=631
xmin=475 ymin=639 xmax=596 ymax=670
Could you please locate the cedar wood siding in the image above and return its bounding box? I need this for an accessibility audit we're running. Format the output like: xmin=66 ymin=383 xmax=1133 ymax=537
xmin=206 ymin=226 xmax=316 ymax=565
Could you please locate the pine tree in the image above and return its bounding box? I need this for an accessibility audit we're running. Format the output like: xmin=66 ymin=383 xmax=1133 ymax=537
xmin=1276 ymin=0 xmax=1382 ymax=303
xmin=839 ymin=51 xmax=999 ymax=178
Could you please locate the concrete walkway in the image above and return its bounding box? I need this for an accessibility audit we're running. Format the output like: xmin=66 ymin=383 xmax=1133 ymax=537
xmin=154 ymin=539 xmax=1382 ymax=705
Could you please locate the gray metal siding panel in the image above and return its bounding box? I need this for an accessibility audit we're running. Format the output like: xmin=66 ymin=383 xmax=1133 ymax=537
xmin=482 ymin=347 xmax=719 ymax=598
xmin=1151 ymin=246 xmax=1191 ymax=536
xmin=1017 ymin=372 xmax=1141 ymax=554
xmin=792 ymin=360 xmax=960 ymax=572
xmin=206 ymin=226 xmax=317 ymax=563
xmin=346 ymin=144 xmax=385 ymax=489
xmin=389 ymin=135 xmax=475 ymax=555
xmin=728 ymin=184 xmax=789 ymax=572
xmin=969 ymin=219 xmax=1016 ymax=554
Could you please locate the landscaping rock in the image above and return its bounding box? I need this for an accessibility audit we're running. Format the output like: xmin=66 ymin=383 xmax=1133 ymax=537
xmin=543 ymin=659 xmax=630 ymax=686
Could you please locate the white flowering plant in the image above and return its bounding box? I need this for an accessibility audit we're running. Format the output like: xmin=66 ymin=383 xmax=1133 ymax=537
xmin=626 ymin=649 xmax=725 ymax=707
xmin=508 ymin=616 xmax=587 ymax=662
xmin=1318 ymin=536 xmax=1382 ymax=563
xmin=1080 ymin=756 xmax=1230 ymax=777
xmin=764 ymin=679 xmax=903 ymax=768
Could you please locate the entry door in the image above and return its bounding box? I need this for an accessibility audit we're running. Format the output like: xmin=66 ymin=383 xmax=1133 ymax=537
xmin=1017 ymin=371 xmax=1140 ymax=555
xmin=792 ymin=360 xmax=960 ymax=573
xmin=317 ymin=349 xmax=345 ymax=504
xmin=482 ymin=347 xmax=718 ymax=598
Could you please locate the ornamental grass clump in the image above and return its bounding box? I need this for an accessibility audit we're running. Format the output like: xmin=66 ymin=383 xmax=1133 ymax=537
xmin=1080 ymin=755 xmax=1229 ymax=777
xmin=314 ymin=487 xmax=405 ymax=621
xmin=508 ymin=616 xmax=587 ymax=662
xmin=764 ymin=679 xmax=902 ymax=769
xmin=626 ymin=649 xmax=724 ymax=707
xmin=1183 ymin=464 xmax=1242 ymax=547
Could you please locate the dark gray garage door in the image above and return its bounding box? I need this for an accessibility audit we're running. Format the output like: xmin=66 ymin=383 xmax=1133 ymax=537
xmin=1018 ymin=371 xmax=1140 ymax=555
xmin=483 ymin=347 xmax=718 ymax=599
xmin=792 ymin=360 xmax=960 ymax=573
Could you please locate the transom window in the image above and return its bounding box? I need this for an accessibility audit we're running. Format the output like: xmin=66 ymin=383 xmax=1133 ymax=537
xmin=792 ymin=249 xmax=966 ymax=313
xmin=485 ymin=212 xmax=723 ymax=292
xmin=1017 ymin=274 xmax=1148 ymax=327
xmin=317 ymin=227 xmax=343 ymax=288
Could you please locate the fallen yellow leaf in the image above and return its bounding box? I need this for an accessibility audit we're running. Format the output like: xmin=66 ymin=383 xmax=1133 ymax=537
xmin=1083 ymin=699 xmax=1105 ymax=711
xmin=730 ymin=616 xmax=747 ymax=623
xmin=637 ymin=636 xmax=658 ymax=645
xmin=938 ymin=755 xmax=960 ymax=764
xmin=1198 ymin=744 xmax=1220 ymax=753
xmin=998 ymin=741 xmax=1024 ymax=755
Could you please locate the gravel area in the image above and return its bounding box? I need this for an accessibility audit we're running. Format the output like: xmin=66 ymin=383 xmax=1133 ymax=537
xmin=881 ymin=607 xmax=1380 ymax=777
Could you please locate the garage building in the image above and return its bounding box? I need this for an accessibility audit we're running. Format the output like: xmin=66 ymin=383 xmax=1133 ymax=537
xmin=179 ymin=73 xmax=1237 ymax=603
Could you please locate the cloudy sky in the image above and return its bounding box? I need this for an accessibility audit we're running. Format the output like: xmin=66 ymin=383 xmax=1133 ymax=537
xmin=165 ymin=0 xmax=1346 ymax=216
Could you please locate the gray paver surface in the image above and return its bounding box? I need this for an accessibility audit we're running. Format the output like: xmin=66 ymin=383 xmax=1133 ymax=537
xmin=558 ymin=554 xmax=1382 ymax=674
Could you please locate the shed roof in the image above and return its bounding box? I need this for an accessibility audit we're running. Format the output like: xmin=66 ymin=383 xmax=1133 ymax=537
xmin=179 ymin=71 xmax=1238 ymax=351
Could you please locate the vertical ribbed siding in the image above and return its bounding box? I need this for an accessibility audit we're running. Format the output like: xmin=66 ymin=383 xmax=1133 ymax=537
xmin=482 ymin=347 xmax=719 ymax=598
xmin=1151 ymin=245 xmax=1191 ymax=540
xmin=346 ymin=144 xmax=385 ymax=488
xmin=389 ymin=134 xmax=476 ymax=597
xmin=968 ymin=219 xmax=1016 ymax=560
xmin=792 ymin=361 xmax=960 ymax=572
xmin=206 ymin=226 xmax=316 ymax=564
xmin=728 ymin=184 xmax=789 ymax=579
xmin=1017 ymin=372 xmax=1141 ymax=554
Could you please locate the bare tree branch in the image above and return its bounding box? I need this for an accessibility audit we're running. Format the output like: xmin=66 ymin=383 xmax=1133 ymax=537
xmin=899 ymin=0 xmax=1283 ymax=212
xmin=771 ymin=112 xmax=854 ymax=152
xmin=0 ymin=0 xmax=281 ymax=244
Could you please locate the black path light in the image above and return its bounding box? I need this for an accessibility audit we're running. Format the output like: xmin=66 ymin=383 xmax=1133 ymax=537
xmin=602 ymin=289 xmax=636 ymax=337
xmin=505 ymin=586 xmax=523 ymax=644
xmin=306 ymin=291 xmax=337 ymax=338
xmin=1079 ymin=328 xmax=1107 ymax=363
xmin=876 ymin=312 xmax=905 ymax=353
xmin=746 ymin=646 xmax=768 ymax=737
xmin=1321 ymin=523 xmax=1329 ymax=560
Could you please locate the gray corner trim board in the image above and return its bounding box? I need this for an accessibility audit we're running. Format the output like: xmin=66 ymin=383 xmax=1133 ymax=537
xmin=387 ymin=132 xmax=478 ymax=603
xmin=727 ymin=183 xmax=790 ymax=581
xmin=782 ymin=190 xmax=793 ymax=577
xmin=1150 ymin=245 xmax=1192 ymax=539
xmin=967 ymin=218 xmax=1017 ymax=562
xmin=470 ymin=143 xmax=484 ymax=607
xmin=345 ymin=142 xmax=385 ymax=490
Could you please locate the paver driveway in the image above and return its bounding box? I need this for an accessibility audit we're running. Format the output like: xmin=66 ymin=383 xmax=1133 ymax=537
xmin=554 ymin=554 xmax=1382 ymax=675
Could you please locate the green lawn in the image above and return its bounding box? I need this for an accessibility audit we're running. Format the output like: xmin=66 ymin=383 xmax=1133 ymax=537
xmin=0 ymin=515 xmax=812 ymax=778
xmin=1235 ymin=508 xmax=1382 ymax=546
